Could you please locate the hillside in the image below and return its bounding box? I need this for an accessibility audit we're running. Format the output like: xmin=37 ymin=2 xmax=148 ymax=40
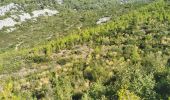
xmin=0 ymin=0 xmax=135 ymax=53
xmin=0 ymin=0 xmax=170 ymax=100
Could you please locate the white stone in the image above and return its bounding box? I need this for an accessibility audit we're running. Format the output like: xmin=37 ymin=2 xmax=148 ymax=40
xmin=96 ymin=17 xmax=111 ymax=25
xmin=32 ymin=9 xmax=59 ymax=17
xmin=19 ymin=13 xmax=32 ymax=22
xmin=0 ymin=18 xmax=17 ymax=30
xmin=56 ymin=0 xmax=64 ymax=5
xmin=0 ymin=3 xmax=18 ymax=16
xmin=0 ymin=3 xmax=59 ymax=31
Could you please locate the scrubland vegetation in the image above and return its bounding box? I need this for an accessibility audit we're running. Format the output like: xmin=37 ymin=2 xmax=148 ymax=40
xmin=0 ymin=0 xmax=170 ymax=100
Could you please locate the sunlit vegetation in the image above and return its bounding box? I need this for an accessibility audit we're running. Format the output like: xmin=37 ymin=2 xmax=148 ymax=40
xmin=0 ymin=0 xmax=169 ymax=100
xmin=0 ymin=0 xmax=135 ymax=53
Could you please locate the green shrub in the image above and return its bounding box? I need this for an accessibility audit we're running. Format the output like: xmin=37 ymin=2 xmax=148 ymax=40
xmin=118 ymin=88 xmax=140 ymax=100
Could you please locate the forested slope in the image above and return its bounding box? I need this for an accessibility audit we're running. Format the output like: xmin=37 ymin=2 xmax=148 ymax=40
xmin=0 ymin=0 xmax=169 ymax=100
